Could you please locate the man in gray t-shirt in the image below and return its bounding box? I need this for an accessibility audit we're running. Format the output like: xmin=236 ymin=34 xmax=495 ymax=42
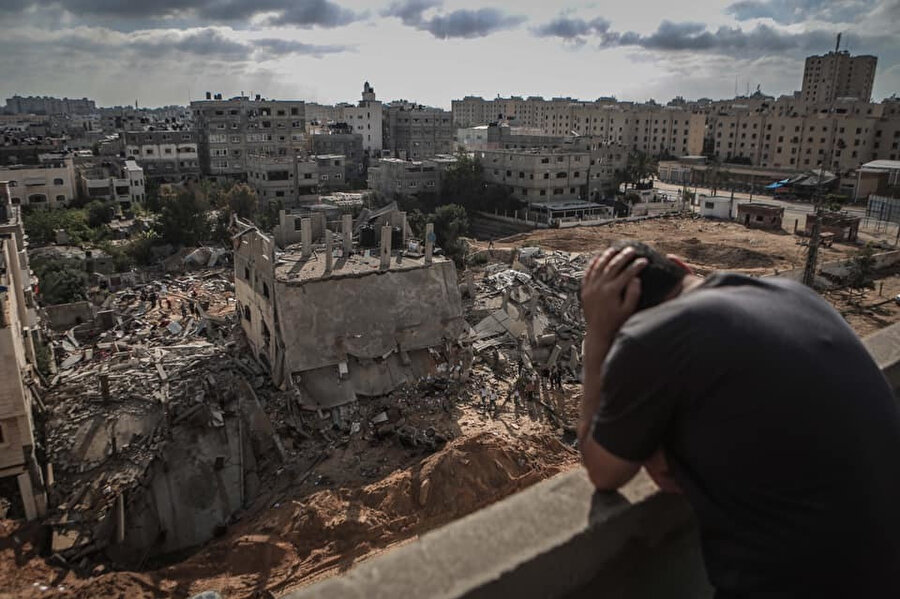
xmin=578 ymin=241 xmax=900 ymax=597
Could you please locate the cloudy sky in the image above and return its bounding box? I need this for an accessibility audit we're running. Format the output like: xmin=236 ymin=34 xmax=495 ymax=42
xmin=0 ymin=0 xmax=898 ymax=108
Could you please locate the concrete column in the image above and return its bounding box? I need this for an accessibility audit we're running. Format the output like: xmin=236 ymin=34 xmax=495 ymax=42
xmin=17 ymin=472 xmax=36 ymax=521
xmin=342 ymin=214 xmax=353 ymax=255
xmin=116 ymin=494 xmax=126 ymax=544
xmin=400 ymin=211 xmax=408 ymax=249
xmin=301 ymin=218 xmax=312 ymax=259
xmin=380 ymin=224 xmax=392 ymax=270
xmin=100 ymin=372 xmax=110 ymax=401
xmin=424 ymin=223 xmax=434 ymax=265
xmin=325 ymin=230 xmax=333 ymax=274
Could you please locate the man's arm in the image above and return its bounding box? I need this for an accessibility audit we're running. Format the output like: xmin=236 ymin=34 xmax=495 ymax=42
xmin=578 ymin=247 xmax=646 ymax=491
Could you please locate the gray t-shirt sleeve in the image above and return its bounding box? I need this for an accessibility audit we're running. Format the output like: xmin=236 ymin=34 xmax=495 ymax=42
xmin=591 ymin=333 xmax=682 ymax=462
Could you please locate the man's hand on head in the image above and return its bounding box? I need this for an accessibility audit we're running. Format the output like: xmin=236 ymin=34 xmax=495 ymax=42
xmin=580 ymin=246 xmax=647 ymax=345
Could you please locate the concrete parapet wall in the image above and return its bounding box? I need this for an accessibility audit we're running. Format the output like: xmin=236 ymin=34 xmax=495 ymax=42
xmin=282 ymin=470 xmax=712 ymax=599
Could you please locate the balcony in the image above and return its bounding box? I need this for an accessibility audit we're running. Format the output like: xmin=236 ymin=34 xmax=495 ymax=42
xmin=284 ymin=322 xmax=900 ymax=599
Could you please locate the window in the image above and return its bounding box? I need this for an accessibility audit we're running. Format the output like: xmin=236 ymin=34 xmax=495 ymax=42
xmin=56 ymin=195 xmax=65 ymax=203
xmin=705 ymin=201 xmax=715 ymax=209
xmin=53 ymin=178 xmax=64 ymax=185
xmin=244 ymin=267 xmax=250 ymax=280
xmin=0 ymin=423 xmax=5 ymax=446
xmin=263 ymin=283 xmax=270 ymax=299
xmin=243 ymin=306 xmax=251 ymax=321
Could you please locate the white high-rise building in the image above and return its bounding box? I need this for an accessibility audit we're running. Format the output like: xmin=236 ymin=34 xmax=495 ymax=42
xmin=339 ymin=82 xmax=383 ymax=156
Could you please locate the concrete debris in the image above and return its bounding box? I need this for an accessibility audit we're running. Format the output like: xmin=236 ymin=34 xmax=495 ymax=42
xmin=39 ymin=267 xmax=283 ymax=568
xmin=467 ymin=250 xmax=586 ymax=380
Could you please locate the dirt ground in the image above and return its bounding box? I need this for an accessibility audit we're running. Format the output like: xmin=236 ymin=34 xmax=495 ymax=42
xmin=2 ymin=363 xmax=579 ymax=599
xmin=493 ymin=216 xmax=857 ymax=277
xmin=824 ymin=268 xmax=900 ymax=338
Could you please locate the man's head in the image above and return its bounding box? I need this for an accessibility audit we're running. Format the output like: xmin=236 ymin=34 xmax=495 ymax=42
xmin=609 ymin=240 xmax=690 ymax=311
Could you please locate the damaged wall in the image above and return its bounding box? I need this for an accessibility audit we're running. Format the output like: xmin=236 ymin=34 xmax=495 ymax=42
xmin=234 ymin=227 xmax=281 ymax=377
xmin=116 ymin=410 xmax=246 ymax=562
xmin=275 ymin=262 xmax=464 ymax=374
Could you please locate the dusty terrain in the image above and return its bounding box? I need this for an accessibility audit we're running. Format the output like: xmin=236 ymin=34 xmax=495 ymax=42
xmin=494 ymin=216 xmax=856 ymax=277
xmin=3 ymin=216 xmax=896 ymax=599
xmin=2 ymin=360 xmax=579 ymax=599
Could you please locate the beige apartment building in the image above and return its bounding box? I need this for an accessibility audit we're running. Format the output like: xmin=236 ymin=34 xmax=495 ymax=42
xmin=0 ymin=153 xmax=77 ymax=209
xmin=452 ymin=96 xmax=705 ymax=158
xmin=191 ymin=94 xmax=306 ymax=178
xmin=478 ymin=149 xmax=589 ymax=204
xmin=801 ymin=51 xmax=877 ymax=104
xmin=0 ymin=190 xmax=47 ymax=521
xmin=247 ymin=154 xmax=349 ymax=206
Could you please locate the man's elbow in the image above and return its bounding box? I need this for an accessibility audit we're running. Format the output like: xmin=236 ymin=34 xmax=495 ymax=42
xmin=581 ymin=439 xmax=640 ymax=491
xmin=584 ymin=462 xmax=630 ymax=491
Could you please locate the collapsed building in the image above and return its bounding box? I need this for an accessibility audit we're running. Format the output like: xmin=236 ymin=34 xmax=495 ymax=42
xmin=233 ymin=210 xmax=467 ymax=409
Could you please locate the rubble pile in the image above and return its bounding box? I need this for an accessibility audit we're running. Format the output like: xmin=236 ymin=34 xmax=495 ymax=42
xmin=468 ymin=247 xmax=585 ymax=381
xmin=37 ymin=268 xmax=284 ymax=566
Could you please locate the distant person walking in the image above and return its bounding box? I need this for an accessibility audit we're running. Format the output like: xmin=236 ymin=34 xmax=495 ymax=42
xmin=578 ymin=241 xmax=900 ymax=598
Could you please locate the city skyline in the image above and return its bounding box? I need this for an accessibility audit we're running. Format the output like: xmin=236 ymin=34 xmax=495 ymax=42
xmin=0 ymin=0 xmax=898 ymax=109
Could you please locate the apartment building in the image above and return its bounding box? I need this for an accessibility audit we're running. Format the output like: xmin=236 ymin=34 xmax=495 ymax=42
xmin=0 ymin=153 xmax=77 ymax=208
xmin=383 ymin=101 xmax=455 ymax=160
xmin=704 ymin=104 xmax=900 ymax=174
xmin=0 ymin=191 xmax=47 ymax=521
xmin=312 ymin=155 xmax=346 ymax=192
xmin=191 ymin=94 xmax=306 ymax=178
xmin=247 ymin=153 xmax=348 ymax=205
xmin=478 ymin=149 xmax=590 ymax=204
xmin=77 ymin=159 xmax=145 ymax=210
xmin=3 ymin=95 xmax=95 ymax=115
xmin=124 ymin=129 xmax=200 ymax=182
xmin=310 ymin=132 xmax=364 ymax=183
xmin=366 ymin=156 xmax=457 ymax=197
xmin=801 ymin=51 xmax=877 ymax=103
xmin=337 ymin=82 xmax=383 ymax=156
xmin=452 ymin=96 xmax=704 ymax=158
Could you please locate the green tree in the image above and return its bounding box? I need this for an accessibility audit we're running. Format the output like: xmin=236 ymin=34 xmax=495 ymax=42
xmin=847 ymin=243 xmax=876 ymax=291
xmin=224 ymin=183 xmax=258 ymax=219
xmin=255 ymin=199 xmax=283 ymax=232
xmin=32 ymin=258 xmax=89 ymax=305
xmin=22 ymin=207 xmax=96 ymax=245
xmin=86 ymin=200 xmax=116 ymax=228
xmin=440 ymin=151 xmax=485 ymax=211
xmin=432 ymin=203 xmax=469 ymax=265
xmin=158 ymin=190 xmax=211 ymax=246
xmin=144 ymin=178 xmax=162 ymax=213
xmin=624 ymin=150 xmax=657 ymax=189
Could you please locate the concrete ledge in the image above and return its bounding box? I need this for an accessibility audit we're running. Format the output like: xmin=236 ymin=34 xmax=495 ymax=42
xmin=282 ymin=470 xmax=711 ymax=599
xmin=863 ymin=321 xmax=900 ymax=393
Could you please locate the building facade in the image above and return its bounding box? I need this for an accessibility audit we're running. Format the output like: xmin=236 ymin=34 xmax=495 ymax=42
xmin=801 ymin=51 xmax=877 ymax=104
xmin=77 ymin=160 xmax=145 ymax=210
xmin=310 ymin=132 xmax=364 ymax=183
xmin=367 ymin=157 xmax=457 ymax=197
xmin=337 ymin=83 xmax=383 ymax=156
xmin=0 ymin=154 xmax=77 ymax=209
xmin=124 ymin=129 xmax=201 ymax=181
xmin=0 ymin=194 xmax=47 ymax=521
xmin=3 ymin=95 xmax=96 ymax=115
xmin=478 ymin=149 xmax=590 ymax=204
xmin=383 ymin=102 xmax=455 ymax=160
xmin=191 ymin=94 xmax=306 ymax=178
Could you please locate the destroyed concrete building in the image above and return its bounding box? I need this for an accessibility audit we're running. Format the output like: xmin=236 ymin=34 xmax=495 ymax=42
xmin=805 ymin=211 xmax=861 ymax=242
xmin=41 ymin=270 xmax=282 ymax=565
xmin=0 ymin=200 xmax=47 ymax=520
xmin=233 ymin=213 xmax=466 ymax=409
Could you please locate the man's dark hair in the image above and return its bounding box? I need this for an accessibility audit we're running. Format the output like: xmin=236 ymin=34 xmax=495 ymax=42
xmin=611 ymin=240 xmax=686 ymax=311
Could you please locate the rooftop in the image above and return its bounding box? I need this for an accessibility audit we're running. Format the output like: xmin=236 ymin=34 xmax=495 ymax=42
xmin=860 ymin=160 xmax=900 ymax=171
xmin=274 ymin=249 xmax=448 ymax=283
